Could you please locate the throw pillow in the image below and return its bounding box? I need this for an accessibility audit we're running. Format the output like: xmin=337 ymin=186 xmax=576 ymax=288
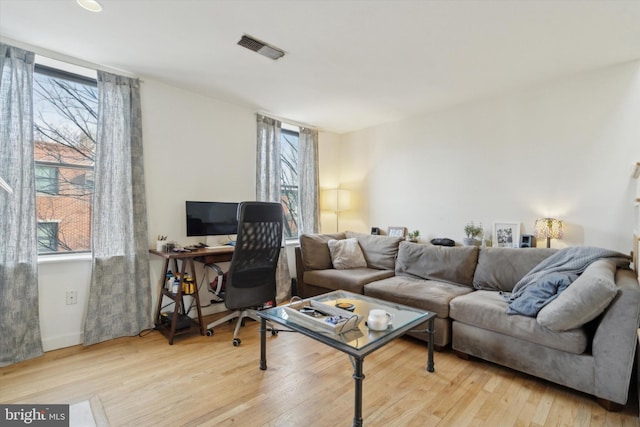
xmin=536 ymin=259 xmax=618 ymax=331
xmin=327 ymin=238 xmax=367 ymax=270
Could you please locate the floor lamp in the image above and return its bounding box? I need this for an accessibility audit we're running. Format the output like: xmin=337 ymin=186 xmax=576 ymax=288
xmin=323 ymin=189 xmax=351 ymax=232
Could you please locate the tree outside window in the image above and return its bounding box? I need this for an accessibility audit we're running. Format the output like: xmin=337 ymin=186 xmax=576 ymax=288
xmin=281 ymin=128 xmax=299 ymax=239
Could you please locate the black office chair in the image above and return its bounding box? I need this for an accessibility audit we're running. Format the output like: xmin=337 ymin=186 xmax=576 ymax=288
xmin=206 ymin=201 xmax=283 ymax=346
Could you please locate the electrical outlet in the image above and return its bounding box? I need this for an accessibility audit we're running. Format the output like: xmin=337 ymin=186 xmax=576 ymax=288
xmin=66 ymin=290 xmax=78 ymax=305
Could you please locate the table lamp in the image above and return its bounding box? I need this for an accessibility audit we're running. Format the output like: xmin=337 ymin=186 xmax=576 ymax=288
xmin=533 ymin=218 xmax=564 ymax=248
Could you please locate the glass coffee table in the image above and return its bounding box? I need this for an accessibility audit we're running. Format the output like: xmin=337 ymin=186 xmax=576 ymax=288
xmin=257 ymin=290 xmax=436 ymax=427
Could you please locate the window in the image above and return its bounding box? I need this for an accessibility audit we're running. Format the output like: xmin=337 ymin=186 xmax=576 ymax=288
xmin=33 ymin=60 xmax=97 ymax=254
xmin=281 ymin=127 xmax=299 ymax=240
xmin=35 ymin=164 xmax=59 ymax=195
xmin=37 ymin=222 xmax=59 ymax=253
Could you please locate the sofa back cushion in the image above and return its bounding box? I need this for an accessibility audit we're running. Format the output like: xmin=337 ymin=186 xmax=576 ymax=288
xmin=299 ymin=233 xmax=346 ymax=270
xmin=395 ymin=242 xmax=479 ymax=287
xmin=345 ymin=231 xmax=403 ymax=270
xmin=473 ymin=247 xmax=557 ymax=292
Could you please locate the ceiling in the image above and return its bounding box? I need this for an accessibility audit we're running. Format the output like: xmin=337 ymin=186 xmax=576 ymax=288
xmin=1 ymin=0 xmax=640 ymax=134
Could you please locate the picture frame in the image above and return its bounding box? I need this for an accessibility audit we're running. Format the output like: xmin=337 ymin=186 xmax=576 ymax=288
xmin=387 ymin=226 xmax=407 ymax=238
xmin=493 ymin=222 xmax=521 ymax=248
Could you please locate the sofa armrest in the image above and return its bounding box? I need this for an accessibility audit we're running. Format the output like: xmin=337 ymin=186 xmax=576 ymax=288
xmin=295 ymin=246 xmax=305 ymax=297
xmin=592 ymin=269 xmax=640 ymax=404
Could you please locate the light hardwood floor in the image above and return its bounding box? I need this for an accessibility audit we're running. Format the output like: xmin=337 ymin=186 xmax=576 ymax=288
xmin=2 ymin=313 xmax=639 ymax=427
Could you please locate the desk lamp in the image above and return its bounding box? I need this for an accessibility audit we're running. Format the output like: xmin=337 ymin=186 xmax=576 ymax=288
xmin=534 ymin=218 xmax=564 ymax=248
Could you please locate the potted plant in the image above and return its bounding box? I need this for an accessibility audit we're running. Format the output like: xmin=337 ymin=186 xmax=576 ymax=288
xmin=407 ymin=230 xmax=420 ymax=242
xmin=463 ymin=222 xmax=483 ymax=246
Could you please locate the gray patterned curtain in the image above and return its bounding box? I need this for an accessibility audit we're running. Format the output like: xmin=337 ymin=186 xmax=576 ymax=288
xmin=83 ymin=71 xmax=152 ymax=346
xmin=255 ymin=114 xmax=290 ymax=301
xmin=0 ymin=44 xmax=43 ymax=366
xmin=256 ymin=114 xmax=282 ymax=202
xmin=297 ymin=127 xmax=320 ymax=235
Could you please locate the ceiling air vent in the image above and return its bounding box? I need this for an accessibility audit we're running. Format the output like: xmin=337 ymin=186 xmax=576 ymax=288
xmin=237 ymin=35 xmax=285 ymax=60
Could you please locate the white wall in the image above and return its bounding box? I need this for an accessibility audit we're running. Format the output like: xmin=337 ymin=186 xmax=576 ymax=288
xmin=38 ymin=257 xmax=91 ymax=351
xmin=339 ymin=61 xmax=640 ymax=254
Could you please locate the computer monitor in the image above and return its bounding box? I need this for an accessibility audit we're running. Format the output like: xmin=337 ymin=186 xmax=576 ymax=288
xmin=185 ymin=201 xmax=239 ymax=237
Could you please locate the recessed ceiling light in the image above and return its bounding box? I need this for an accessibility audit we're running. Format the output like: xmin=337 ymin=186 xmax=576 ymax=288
xmin=76 ymin=0 xmax=102 ymax=12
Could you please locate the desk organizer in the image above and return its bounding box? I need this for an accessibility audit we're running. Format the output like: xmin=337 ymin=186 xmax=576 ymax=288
xmin=283 ymin=300 xmax=363 ymax=334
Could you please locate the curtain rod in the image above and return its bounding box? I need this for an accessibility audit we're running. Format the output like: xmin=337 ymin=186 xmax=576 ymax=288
xmin=1 ymin=36 xmax=139 ymax=79
xmin=257 ymin=111 xmax=320 ymax=131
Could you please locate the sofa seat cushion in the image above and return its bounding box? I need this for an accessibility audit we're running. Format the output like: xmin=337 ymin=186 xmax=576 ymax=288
xmin=395 ymin=242 xmax=479 ymax=287
xmin=303 ymin=268 xmax=395 ymax=294
xmin=450 ymin=290 xmax=588 ymax=354
xmin=364 ymin=275 xmax=474 ymax=318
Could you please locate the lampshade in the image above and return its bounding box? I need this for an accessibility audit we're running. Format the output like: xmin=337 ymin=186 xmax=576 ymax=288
xmin=534 ymin=218 xmax=564 ymax=248
xmin=322 ymin=189 xmax=351 ymax=212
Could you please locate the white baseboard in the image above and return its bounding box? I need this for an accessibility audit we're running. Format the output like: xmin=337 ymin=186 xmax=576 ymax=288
xmin=42 ymin=332 xmax=83 ymax=352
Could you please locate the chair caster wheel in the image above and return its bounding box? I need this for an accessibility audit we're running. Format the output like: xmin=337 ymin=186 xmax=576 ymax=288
xmin=271 ymin=329 xmax=278 ymax=336
xmin=233 ymin=338 xmax=241 ymax=346
xmin=207 ymin=329 xmax=214 ymax=336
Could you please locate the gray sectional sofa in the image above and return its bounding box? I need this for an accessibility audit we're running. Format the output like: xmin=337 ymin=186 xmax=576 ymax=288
xmin=294 ymin=231 xmax=640 ymax=409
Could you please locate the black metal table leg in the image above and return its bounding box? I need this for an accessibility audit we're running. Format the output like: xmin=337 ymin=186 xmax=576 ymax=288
xmin=427 ymin=317 xmax=435 ymax=372
xmin=352 ymin=357 xmax=365 ymax=427
xmin=260 ymin=317 xmax=267 ymax=370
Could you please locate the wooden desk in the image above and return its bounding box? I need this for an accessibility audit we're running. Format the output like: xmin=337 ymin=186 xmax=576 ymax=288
xmin=150 ymin=247 xmax=234 ymax=344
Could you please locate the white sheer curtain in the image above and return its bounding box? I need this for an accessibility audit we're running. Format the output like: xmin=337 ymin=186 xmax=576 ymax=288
xmin=0 ymin=43 xmax=43 ymax=366
xmin=297 ymin=127 xmax=320 ymax=235
xmin=83 ymin=71 xmax=152 ymax=346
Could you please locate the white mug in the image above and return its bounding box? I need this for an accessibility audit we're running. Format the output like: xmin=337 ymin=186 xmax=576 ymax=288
xmin=367 ymin=309 xmax=393 ymax=331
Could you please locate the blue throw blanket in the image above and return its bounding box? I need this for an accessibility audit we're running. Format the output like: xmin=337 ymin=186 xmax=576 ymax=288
xmin=504 ymin=246 xmax=630 ymax=316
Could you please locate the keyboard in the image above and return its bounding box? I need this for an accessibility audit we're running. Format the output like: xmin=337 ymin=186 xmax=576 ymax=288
xmin=206 ymin=245 xmax=231 ymax=249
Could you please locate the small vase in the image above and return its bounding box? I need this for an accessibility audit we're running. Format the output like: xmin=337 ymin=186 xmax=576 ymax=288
xmin=463 ymin=238 xmax=480 ymax=246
